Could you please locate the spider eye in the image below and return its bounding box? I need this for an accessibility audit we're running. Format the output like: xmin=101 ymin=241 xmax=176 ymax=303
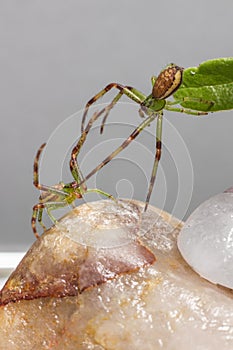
xmin=152 ymin=65 xmax=184 ymax=100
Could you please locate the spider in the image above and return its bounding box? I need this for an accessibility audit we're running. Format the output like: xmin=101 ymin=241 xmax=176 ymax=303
xmin=67 ymin=64 xmax=213 ymax=211
xmin=31 ymin=142 xmax=114 ymax=238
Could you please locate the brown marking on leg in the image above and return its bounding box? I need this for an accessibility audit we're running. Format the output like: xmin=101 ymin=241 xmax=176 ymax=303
xmin=31 ymin=203 xmax=46 ymax=239
xmin=81 ymin=83 xmax=125 ymax=132
xmin=33 ymin=143 xmax=46 ymax=187
xmin=156 ymin=140 xmax=162 ymax=161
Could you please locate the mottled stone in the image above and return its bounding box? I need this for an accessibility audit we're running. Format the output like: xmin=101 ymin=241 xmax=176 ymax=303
xmin=0 ymin=200 xmax=155 ymax=305
xmin=0 ymin=200 xmax=232 ymax=350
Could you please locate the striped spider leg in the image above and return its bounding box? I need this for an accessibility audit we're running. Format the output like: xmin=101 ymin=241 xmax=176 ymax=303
xmin=81 ymin=84 xmax=146 ymax=134
xmin=32 ymin=143 xmax=115 ymax=238
xmin=71 ymin=108 xmax=162 ymax=211
xmin=73 ymin=65 xmax=213 ymax=210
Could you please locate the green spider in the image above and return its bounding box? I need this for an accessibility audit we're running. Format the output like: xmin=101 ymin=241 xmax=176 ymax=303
xmin=67 ymin=64 xmax=213 ymax=211
xmin=31 ymin=142 xmax=114 ymax=238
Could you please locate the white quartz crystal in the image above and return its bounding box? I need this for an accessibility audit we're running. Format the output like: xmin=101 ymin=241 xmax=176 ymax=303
xmin=178 ymin=191 xmax=233 ymax=289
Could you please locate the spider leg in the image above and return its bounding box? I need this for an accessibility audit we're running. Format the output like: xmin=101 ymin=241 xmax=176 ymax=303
xmin=37 ymin=205 xmax=46 ymax=230
xmin=33 ymin=143 xmax=70 ymax=197
xmin=144 ymin=112 xmax=163 ymax=211
xmin=73 ymin=113 xmax=157 ymax=190
xmin=100 ymin=91 xmax=123 ymax=134
xmin=165 ymin=105 xmax=208 ymax=116
xmin=45 ymin=202 xmax=70 ymax=223
xmin=169 ymin=96 xmax=214 ymax=108
xmin=166 ymin=96 xmax=214 ymax=115
xmin=32 ymin=201 xmax=70 ymax=238
xmin=69 ymin=116 xmax=117 ymax=201
xmin=70 ymin=86 xmax=146 ymax=186
xmin=32 ymin=191 xmax=73 ymax=239
xmin=69 ymin=110 xmax=100 ymax=192
xmin=32 ymin=203 xmax=46 ymax=239
xmin=32 ymin=143 xmax=77 ymax=238
xmin=70 ymin=108 xmax=112 ymax=192
xmin=33 ymin=143 xmax=46 ymax=190
xmin=81 ymin=83 xmax=145 ymax=132
xmin=86 ymin=188 xmax=116 ymax=202
xmin=100 ymin=86 xmax=146 ymax=134
xmin=69 ymin=157 xmax=87 ymax=194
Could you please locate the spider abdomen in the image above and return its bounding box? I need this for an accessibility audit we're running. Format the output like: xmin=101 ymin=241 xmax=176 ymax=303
xmin=152 ymin=64 xmax=184 ymax=100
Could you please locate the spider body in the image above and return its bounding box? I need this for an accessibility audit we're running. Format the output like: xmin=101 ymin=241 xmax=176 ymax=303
xmin=66 ymin=64 xmax=213 ymax=211
xmin=32 ymin=143 xmax=114 ymax=238
xmin=152 ymin=64 xmax=183 ymax=99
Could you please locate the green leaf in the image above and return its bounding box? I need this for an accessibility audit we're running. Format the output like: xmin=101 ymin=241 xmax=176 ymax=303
xmin=173 ymin=57 xmax=233 ymax=112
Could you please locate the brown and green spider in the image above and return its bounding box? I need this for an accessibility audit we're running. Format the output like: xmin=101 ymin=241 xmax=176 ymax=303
xmin=31 ymin=142 xmax=115 ymax=238
xmin=67 ymin=64 xmax=213 ymax=211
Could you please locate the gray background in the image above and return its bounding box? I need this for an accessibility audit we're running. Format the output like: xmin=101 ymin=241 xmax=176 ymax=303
xmin=0 ymin=0 xmax=232 ymax=251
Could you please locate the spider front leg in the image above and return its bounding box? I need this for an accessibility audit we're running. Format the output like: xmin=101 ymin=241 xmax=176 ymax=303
xmin=81 ymin=83 xmax=145 ymax=132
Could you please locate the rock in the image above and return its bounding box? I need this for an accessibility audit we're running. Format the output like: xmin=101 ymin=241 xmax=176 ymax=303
xmin=178 ymin=190 xmax=233 ymax=289
xmin=0 ymin=200 xmax=232 ymax=350
xmin=0 ymin=200 xmax=155 ymax=304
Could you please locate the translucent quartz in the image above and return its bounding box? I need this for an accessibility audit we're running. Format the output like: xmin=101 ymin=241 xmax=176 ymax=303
xmin=178 ymin=191 xmax=233 ymax=289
